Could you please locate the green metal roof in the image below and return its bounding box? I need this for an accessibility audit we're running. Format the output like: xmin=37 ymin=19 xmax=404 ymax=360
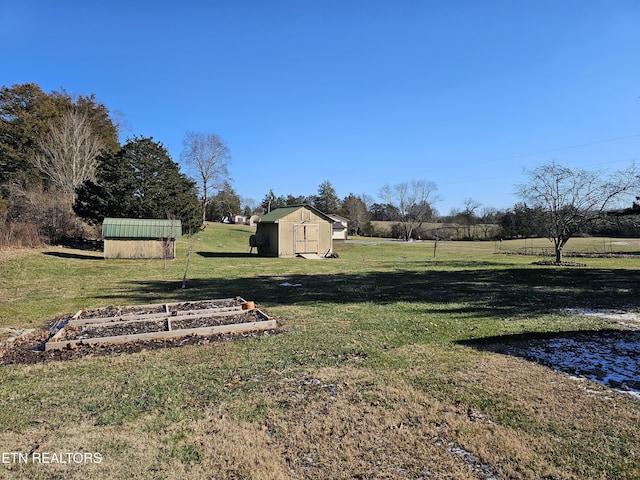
xmin=259 ymin=206 xmax=302 ymax=222
xmin=258 ymin=204 xmax=334 ymax=224
xmin=102 ymin=218 xmax=182 ymax=239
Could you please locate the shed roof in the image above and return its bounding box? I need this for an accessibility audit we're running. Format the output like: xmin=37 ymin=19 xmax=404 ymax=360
xmin=102 ymin=218 xmax=182 ymax=239
xmin=259 ymin=204 xmax=334 ymax=224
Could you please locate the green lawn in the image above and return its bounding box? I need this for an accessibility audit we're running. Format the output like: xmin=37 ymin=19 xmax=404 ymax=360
xmin=0 ymin=225 xmax=638 ymax=479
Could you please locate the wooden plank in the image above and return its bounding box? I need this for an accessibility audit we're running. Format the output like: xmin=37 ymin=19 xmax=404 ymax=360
xmin=44 ymin=319 xmax=278 ymax=351
xmin=48 ymin=310 xmax=83 ymax=342
xmin=49 ymin=328 xmax=66 ymax=342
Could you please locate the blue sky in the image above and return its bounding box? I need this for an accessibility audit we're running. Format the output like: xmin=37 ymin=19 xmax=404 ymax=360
xmin=3 ymin=0 xmax=640 ymax=213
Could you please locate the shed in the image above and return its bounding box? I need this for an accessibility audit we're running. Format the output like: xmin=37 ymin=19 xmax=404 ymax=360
xmin=328 ymin=214 xmax=349 ymax=241
xmin=250 ymin=205 xmax=333 ymax=257
xmin=102 ymin=218 xmax=182 ymax=259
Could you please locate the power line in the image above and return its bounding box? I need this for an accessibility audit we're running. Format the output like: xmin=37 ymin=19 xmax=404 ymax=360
xmin=494 ymin=134 xmax=640 ymax=163
xmin=433 ymin=133 xmax=640 ymax=171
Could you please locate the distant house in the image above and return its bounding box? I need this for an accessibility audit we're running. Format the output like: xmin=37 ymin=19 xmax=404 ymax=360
xmin=233 ymin=214 xmax=247 ymax=225
xmin=248 ymin=214 xmax=261 ymax=227
xmin=328 ymin=214 xmax=349 ymax=241
xmin=250 ymin=205 xmax=333 ymax=257
xmin=102 ymin=218 xmax=182 ymax=259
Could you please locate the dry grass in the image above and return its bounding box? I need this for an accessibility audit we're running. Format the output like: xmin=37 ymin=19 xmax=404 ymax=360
xmin=3 ymin=358 xmax=637 ymax=479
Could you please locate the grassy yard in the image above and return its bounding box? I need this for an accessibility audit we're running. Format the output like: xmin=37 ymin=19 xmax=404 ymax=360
xmin=0 ymin=225 xmax=639 ymax=479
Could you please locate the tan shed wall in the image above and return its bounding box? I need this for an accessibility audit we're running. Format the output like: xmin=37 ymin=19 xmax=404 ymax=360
xmin=276 ymin=209 xmax=333 ymax=257
xmin=104 ymin=239 xmax=176 ymax=259
xmin=255 ymin=223 xmax=279 ymax=256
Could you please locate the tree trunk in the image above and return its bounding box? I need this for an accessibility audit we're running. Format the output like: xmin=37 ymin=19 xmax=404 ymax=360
xmin=555 ymin=247 xmax=562 ymax=264
xmin=554 ymin=236 xmax=568 ymax=263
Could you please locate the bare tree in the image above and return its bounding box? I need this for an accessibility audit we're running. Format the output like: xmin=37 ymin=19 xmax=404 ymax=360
xmin=180 ymin=132 xmax=231 ymax=226
xmin=32 ymin=108 xmax=104 ymax=204
xmin=241 ymin=196 xmax=258 ymax=216
xmin=380 ymin=180 xmax=439 ymax=240
xmin=517 ymin=161 xmax=639 ymax=263
xmin=479 ymin=206 xmax=499 ymax=239
xmin=461 ymin=198 xmax=482 ymax=239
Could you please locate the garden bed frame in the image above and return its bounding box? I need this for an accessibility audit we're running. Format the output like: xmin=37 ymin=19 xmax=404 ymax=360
xmin=45 ymin=298 xmax=276 ymax=351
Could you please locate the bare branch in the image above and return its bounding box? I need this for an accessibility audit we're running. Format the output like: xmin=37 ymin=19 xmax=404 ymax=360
xmin=180 ymin=132 xmax=231 ymax=225
xmin=517 ymin=161 xmax=638 ymax=262
xmin=379 ymin=180 xmax=439 ymax=240
xmin=32 ymin=109 xmax=104 ymax=203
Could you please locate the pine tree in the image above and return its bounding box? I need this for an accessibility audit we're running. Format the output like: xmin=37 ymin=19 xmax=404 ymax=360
xmin=75 ymin=137 xmax=201 ymax=233
xmin=313 ymin=180 xmax=340 ymax=213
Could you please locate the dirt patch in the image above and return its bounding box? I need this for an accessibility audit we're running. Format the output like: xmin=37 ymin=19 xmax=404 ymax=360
xmin=563 ymin=308 xmax=640 ymax=330
xmin=531 ymin=260 xmax=587 ymax=267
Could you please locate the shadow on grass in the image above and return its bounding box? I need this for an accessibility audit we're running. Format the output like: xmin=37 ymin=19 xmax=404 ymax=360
xmin=197 ymin=251 xmax=256 ymax=258
xmin=95 ymin=266 xmax=640 ymax=320
xmin=459 ymin=329 xmax=640 ymax=392
xmin=43 ymin=251 xmax=103 ymax=261
xmin=59 ymin=237 xmax=104 ymax=251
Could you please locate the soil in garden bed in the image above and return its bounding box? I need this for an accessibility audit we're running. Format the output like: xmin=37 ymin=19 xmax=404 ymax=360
xmin=80 ymin=299 xmax=243 ymax=319
xmin=0 ymin=319 xmax=286 ymax=365
xmin=0 ymin=299 xmax=284 ymax=365
xmin=169 ymin=299 xmax=241 ymax=311
xmin=81 ymin=304 xmax=166 ymax=318
xmin=63 ymin=320 xmax=168 ymax=340
xmin=61 ymin=311 xmax=266 ymax=340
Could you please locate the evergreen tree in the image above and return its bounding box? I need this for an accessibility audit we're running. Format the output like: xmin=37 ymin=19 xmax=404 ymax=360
xmin=75 ymin=137 xmax=201 ymax=233
xmin=313 ymin=180 xmax=340 ymax=213
xmin=206 ymin=181 xmax=241 ymax=221
xmin=260 ymin=189 xmax=286 ymax=213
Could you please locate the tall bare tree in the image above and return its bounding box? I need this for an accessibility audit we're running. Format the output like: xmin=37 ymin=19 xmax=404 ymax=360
xmin=517 ymin=161 xmax=639 ymax=263
xmin=461 ymin=197 xmax=481 ymax=239
xmin=32 ymin=108 xmax=104 ymax=204
xmin=380 ymin=180 xmax=439 ymax=240
xmin=180 ymin=132 xmax=231 ymax=226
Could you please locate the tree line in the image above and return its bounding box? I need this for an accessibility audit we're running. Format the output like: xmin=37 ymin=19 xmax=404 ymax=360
xmin=1 ymin=82 xmax=638 ymax=263
xmin=226 ymin=172 xmax=639 ymax=261
xmin=0 ymin=83 xmax=229 ymax=245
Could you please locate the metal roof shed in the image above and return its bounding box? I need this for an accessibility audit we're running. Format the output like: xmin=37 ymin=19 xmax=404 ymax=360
xmin=102 ymin=218 xmax=182 ymax=259
xmin=251 ymin=205 xmax=333 ymax=257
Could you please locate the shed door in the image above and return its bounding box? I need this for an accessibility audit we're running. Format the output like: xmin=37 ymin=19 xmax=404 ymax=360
xmin=294 ymin=224 xmax=319 ymax=254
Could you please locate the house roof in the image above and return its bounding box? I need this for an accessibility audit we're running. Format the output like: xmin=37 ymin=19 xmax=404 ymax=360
xmin=258 ymin=204 xmax=334 ymax=224
xmin=328 ymin=214 xmax=349 ymax=223
xmin=102 ymin=218 xmax=182 ymax=239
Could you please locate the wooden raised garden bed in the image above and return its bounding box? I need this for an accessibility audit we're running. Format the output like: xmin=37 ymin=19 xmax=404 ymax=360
xmin=45 ymin=298 xmax=276 ymax=351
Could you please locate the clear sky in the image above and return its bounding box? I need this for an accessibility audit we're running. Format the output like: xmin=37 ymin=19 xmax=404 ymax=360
xmin=3 ymin=0 xmax=640 ymax=214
